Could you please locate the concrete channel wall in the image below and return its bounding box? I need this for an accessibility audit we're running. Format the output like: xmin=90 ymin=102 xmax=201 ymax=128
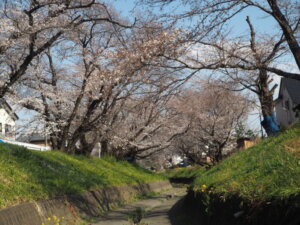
xmin=0 ymin=180 xmax=172 ymax=225
xmin=175 ymin=189 xmax=300 ymax=225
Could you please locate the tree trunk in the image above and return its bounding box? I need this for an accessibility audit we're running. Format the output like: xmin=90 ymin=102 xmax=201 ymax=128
xmin=257 ymin=69 xmax=280 ymax=136
xmin=267 ymin=0 xmax=300 ymax=70
xmin=49 ymin=134 xmax=58 ymax=150
xmin=75 ymin=133 xmax=100 ymax=156
xmin=213 ymin=142 xmax=226 ymax=164
xmin=214 ymin=149 xmax=222 ymax=163
xmin=100 ymin=140 xmax=109 ymax=155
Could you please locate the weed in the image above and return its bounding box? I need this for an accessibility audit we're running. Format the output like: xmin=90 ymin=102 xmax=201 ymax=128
xmin=127 ymin=207 xmax=147 ymax=225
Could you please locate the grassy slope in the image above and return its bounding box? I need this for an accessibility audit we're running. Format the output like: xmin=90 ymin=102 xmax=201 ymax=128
xmin=166 ymin=166 xmax=205 ymax=179
xmin=0 ymin=144 xmax=164 ymax=209
xmin=192 ymin=124 xmax=300 ymax=201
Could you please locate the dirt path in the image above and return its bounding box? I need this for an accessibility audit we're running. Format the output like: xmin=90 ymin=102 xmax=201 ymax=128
xmin=92 ymin=188 xmax=186 ymax=225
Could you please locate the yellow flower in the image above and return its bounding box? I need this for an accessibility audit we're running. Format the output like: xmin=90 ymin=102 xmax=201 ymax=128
xmin=47 ymin=218 xmax=51 ymax=221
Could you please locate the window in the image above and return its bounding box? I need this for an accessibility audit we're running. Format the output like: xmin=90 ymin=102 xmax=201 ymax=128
xmin=5 ymin=125 xmax=12 ymax=135
xmin=285 ymin=100 xmax=290 ymax=110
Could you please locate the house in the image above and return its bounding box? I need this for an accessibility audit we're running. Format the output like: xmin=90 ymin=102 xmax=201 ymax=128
xmin=17 ymin=133 xmax=51 ymax=148
xmin=275 ymin=78 xmax=300 ymax=128
xmin=28 ymin=133 xmax=50 ymax=147
xmin=0 ymin=98 xmax=19 ymax=140
xmin=237 ymin=137 xmax=261 ymax=150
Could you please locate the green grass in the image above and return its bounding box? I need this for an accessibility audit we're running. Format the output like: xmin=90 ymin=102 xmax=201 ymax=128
xmin=0 ymin=144 xmax=164 ymax=209
xmin=166 ymin=166 xmax=205 ymax=179
xmin=192 ymin=123 xmax=300 ymax=201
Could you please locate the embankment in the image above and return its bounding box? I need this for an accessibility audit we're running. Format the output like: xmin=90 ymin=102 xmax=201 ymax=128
xmin=0 ymin=180 xmax=171 ymax=225
xmin=0 ymin=144 xmax=170 ymax=224
xmin=169 ymin=124 xmax=300 ymax=225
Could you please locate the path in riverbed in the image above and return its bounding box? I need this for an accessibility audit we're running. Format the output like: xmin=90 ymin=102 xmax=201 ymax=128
xmin=92 ymin=187 xmax=186 ymax=225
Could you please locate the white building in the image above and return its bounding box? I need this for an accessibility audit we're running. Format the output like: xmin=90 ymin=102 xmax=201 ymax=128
xmin=0 ymin=99 xmax=18 ymax=140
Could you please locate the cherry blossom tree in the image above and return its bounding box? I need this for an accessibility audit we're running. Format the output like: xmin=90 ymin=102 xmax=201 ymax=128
xmin=142 ymin=0 xmax=299 ymax=136
xmin=144 ymin=0 xmax=300 ymax=78
xmin=0 ymin=0 xmax=130 ymax=97
xmin=172 ymin=80 xmax=251 ymax=164
xmin=15 ymin=19 xmax=187 ymax=155
xmin=187 ymin=17 xmax=287 ymax=136
xmin=103 ymin=89 xmax=189 ymax=160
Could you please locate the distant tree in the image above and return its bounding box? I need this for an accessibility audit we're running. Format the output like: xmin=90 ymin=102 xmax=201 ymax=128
xmin=173 ymin=80 xmax=251 ymax=164
xmin=235 ymin=122 xmax=257 ymax=139
xmin=105 ymin=91 xmax=188 ymax=160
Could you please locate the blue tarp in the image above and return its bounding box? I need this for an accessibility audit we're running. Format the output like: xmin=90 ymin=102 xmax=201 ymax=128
xmin=261 ymin=113 xmax=280 ymax=136
xmin=0 ymin=139 xmax=4 ymax=143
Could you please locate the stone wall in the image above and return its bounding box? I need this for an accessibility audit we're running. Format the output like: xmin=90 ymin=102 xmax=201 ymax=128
xmin=0 ymin=180 xmax=171 ymax=225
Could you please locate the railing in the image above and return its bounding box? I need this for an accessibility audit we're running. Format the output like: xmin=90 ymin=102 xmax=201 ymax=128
xmin=0 ymin=139 xmax=51 ymax=151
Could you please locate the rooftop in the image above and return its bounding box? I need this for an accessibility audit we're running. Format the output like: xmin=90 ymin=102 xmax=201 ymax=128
xmin=0 ymin=98 xmax=19 ymax=121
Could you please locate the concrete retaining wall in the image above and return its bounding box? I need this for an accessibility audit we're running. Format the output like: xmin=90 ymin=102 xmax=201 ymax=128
xmin=0 ymin=180 xmax=171 ymax=225
xmin=173 ymin=189 xmax=300 ymax=225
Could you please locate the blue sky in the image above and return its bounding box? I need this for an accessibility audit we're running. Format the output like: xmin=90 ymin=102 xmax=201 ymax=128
xmin=111 ymin=0 xmax=279 ymax=35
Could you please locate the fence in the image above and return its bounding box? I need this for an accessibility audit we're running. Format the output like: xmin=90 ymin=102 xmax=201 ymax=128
xmin=0 ymin=139 xmax=51 ymax=151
